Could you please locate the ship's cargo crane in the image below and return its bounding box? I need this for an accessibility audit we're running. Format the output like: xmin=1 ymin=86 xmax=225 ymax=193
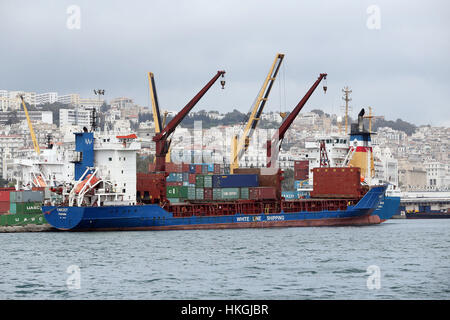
xmin=266 ymin=73 xmax=327 ymax=168
xmin=152 ymin=70 xmax=226 ymax=172
xmin=230 ymin=53 xmax=284 ymax=173
xmin=148 ymin=72 xmax=171 ymax=163
xmin=19 ymin=95 xmax=40 ymax=156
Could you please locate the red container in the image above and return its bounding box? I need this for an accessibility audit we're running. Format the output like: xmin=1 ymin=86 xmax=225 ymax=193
xmin=294 ymin=160 xmax=309 ymax=170
xmin=0 ymin=190 xmax=13 ymax=202
xmin=136 ymin=172 xmax=167 ymax=201
xmin=189 ymin=174 xmax=196 ymax=184
xmin=204 ymin=188 xmax=213 ymax=201
xmin=0 ymin=201 xmax=10 ymax=213
xmin=166 ymin=181 xmax=183 ymax=187
xmin=166 ymin=162 xmax=183 ymax=173
xmin=148 ymin=163 xmax=156 ymax=172
xmin=294 ymin=168 xmax=309 ymax=180
xmin=249 ymin=187 xmax=277 ymax=200
xmin=310 ymin=167 xmax=362 ymax=199
xmin=182 ymin=163 xmax=190 ymax=172
xmin=195 ymin=165 xmax=202 ymax=174
xmin=213 ymin=164 xmax=221 ymax=174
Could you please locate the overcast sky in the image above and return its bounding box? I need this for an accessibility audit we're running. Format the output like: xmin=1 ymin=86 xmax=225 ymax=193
xmin=1 ymin=0 xmax=449 ymax=126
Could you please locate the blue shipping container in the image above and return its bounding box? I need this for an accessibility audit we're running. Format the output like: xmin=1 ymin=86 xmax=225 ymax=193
xmin=167 ymin=173 xmax=183 ymax=182
xmin=207 ymin=164 xmax=214 ymax=172
xmin=282 ymin=191 xmax=299 ymax=200
xmin=189 ymin=164 xmax=196 ymax=174
xmin=212 ymin=174 xmax=259 ymax=188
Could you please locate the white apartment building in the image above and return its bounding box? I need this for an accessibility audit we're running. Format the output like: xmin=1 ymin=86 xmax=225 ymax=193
xmin=110 ymin=97 xmax=134 ymax=109
xmin=58 ymin=94 xmax=80 ymax=106
xmin=16 ymin=111 xmax=53 ymax=124
xmin=36 ymin=92 xmax=58 ymax=105
xmin=425 ymin=161 xmax=448 ymax=189
xmin=0 ymin=90 xmax=36 ymax=110
xmin=59 ymin=108 xmax=93 ymax=127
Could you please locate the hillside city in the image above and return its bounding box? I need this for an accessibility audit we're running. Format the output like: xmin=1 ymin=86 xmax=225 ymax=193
xmin=0 ymin=89 xmax=449 ymax=191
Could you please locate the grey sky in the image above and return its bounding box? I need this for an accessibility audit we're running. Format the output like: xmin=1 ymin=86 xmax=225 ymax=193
xmin=1 ymin=0 xmax=449 ymax=126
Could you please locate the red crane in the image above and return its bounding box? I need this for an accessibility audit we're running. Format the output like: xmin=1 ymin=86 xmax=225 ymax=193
xmin=152 ymin=70 xmax=226 ymax=172
xmin=266 ymin=73 xmax=327 ymax=168
xmin=319 ymin=140 xmax=330 ymax=167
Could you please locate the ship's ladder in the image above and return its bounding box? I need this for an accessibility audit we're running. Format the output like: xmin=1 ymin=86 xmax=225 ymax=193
xmin=342 ymin=146 xmax=356 ymax=167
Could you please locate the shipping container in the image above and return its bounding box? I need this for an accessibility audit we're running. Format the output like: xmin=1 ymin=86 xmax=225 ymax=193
xmin=166 ymin=162 xmax=183 ymax=173
xmin=282 ymin=191 xmax=299 ymax=200
xmin=0 ymin=201 xmax=10 ymax=213
xmin=187 ymin=187 xmax=196 ymax=200
xmin=167 ymin=198 xmax=181 ymax=204
xmin=182 ymin=172 xmax=190 ymax=182
xmin=203 ymin=175 xmax=212 ymax=188
xmin=201 ymin=164 xmax=208 ymax=174
xmin=249 ymin=187 xmax=277 ymax=200
xmin=204 ymin=188 xmax=213 ymax=201
xmin=166 ymin=181 xmax=183 ymax=187
xmin=294 ymin=168 xmax=309 ymax=180
xmin=189 ymin=174 xmax=196 ymax=184
xmin=207 ymin=164 xmax=214 ymax=172
xmin=195 ymin=175 xmax=204 ymax=187
xmin=213 ymin=188 xmax=222 ymax=200
xmin=213 ymin=163 xmax=221 ymax=174
xmin=148 ymin=163 xmax=156 ymax=172
xmin=182 ymin=163 xmax=190 ymax=172
xmin=195 ymin=188 xmax=204 ymax=200
xmin=294 ymin=160 xmax=309 ymax=170
xmin=0 ymin=189 xmax=13 ymax=202
xmin=212 ymin=174 xmax=259 ymax=188
xmin=195 ymin=164 xmax=202 ymax=174
xmin=166 ymin=186 xmax=180 ymax=198
xmin=10 ymin=191 xmax=44 ymax=203
xmin=9 ymin=202 xmax=42 ymax=214
xmin=240 ymin=187 xmax=249 ymax=199
xmin=221 ymin=188 xmax=240 ymax=200
xmin=166 ymin=173 xmax=183 ymax=182
xmin=189 ymin=164 xmax=196 ymax=174
xmin=310 ymin=167 xmax=363 ymax=199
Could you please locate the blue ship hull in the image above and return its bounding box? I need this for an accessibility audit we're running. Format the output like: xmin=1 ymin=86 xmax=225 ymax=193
xmin=372 ymin=196 xmax=401 ymax=221
xmin=42 ymin=186 xmax=387 ymax=231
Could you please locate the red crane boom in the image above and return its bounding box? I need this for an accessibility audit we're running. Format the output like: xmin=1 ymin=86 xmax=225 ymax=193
xmin=153 ymin=70 xmax=226 ymax=172
xmin=267 ymin=73 xmax=327 ymax=168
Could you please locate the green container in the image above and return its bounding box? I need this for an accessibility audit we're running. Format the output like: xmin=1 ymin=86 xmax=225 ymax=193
xmin=0 ymin=213 xmax=46 ymax=226
xmin=166 ymin=186 xmax=180 ymax=198
xmin=240 ymin=187 xmax=249 ymax=199
xmin=221 ymin=188 xmax=240 ymax=200
xmin=213 ymin=188 xmax=222 ymax=200
xmin=203 ymin=175 xmax=213 ymax=188
xmin=195 ymin=175 xmax=204 ymax=188
xmin=187 ymin=187 xmax=196 ymax=200
xmin=195 ymin=188 xmax=204 ymax=200
xmin=10 ymin=202 xmax=17 ymax=214
xmin=179 ymin=186 xmax=189 ymax=199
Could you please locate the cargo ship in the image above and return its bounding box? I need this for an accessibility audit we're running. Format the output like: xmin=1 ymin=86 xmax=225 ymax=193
xmin=42 ymin=131 xmax=387 ymax=231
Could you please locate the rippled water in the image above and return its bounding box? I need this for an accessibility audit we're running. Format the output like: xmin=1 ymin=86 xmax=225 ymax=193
xmin=0 ymin=219 xmax=449 ymax=299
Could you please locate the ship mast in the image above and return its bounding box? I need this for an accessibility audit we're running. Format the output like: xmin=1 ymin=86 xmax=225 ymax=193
xmin=342 ymin=87 xmax=352 ymax=134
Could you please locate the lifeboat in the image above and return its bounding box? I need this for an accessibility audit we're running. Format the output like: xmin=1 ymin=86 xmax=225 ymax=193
xmin=74 ymin=174 xmax=100 ymax=194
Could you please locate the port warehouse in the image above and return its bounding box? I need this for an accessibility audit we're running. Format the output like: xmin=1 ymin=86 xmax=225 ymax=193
xmin=399 ymin=192 xmax=450 ymax=213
